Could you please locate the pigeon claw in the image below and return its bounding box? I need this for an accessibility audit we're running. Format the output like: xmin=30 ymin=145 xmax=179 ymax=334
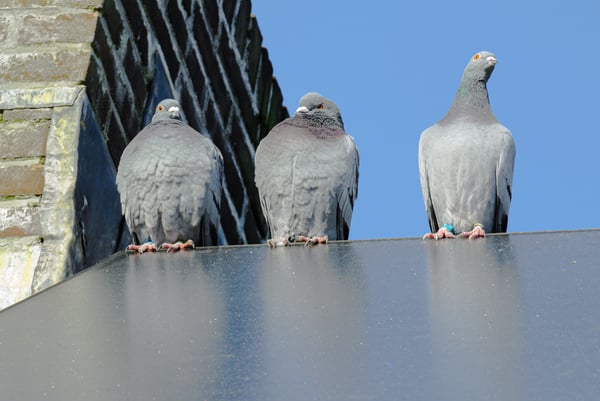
xmin=423 ymin=227 xmax=455 ymax=240
xmin=298 ymin=235 xmax=328 ymax=246
xmin=159 ymin=239 xmax=195 ymax=252
xmin=126 ymin=242 xmax=158 ymax=253
xmin=267 ymin=237 xmax=289 ymax=247
xmin=461 ymin=225 xmax=486 ymax=239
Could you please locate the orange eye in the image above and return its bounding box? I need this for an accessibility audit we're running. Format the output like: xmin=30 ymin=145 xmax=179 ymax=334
xmin=473 ymin=53 xmax=481 ymax=61
xmin=317 ymin=103 xmax=325 ymax=109
xmin=157 ymin=104 xmax=164 ymax=112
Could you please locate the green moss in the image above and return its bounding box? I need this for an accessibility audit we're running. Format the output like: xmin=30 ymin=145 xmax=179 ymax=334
xmin=86 ymin=5 xmax=103 ymax=13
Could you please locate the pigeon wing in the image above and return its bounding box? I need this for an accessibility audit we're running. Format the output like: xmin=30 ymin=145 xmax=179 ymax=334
xmin=255 ymin=121 xmax=358 ymax=241
xmin=117 ymin=120 xmax=223 ymax=245
xmin=493 ymin=126 xmax=516 ymax=232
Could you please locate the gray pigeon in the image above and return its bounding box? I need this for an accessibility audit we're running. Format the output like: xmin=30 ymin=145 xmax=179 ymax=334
xmin=418 ymin=51 xmax=515 ymax=240
xmin=255 ymin=92 xmax=359 ymax=246
xmin=116 ymin=98 xmax=223 ymax=252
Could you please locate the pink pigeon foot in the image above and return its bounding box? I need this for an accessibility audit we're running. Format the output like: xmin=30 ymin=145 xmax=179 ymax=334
xmin=298 ymin=235 xmax=329 ymax=246
xmin=127 ymin=242 xmax=158 ymax=254
xmin=267 ymin=237 xmax=289 ymax=247
xmin=423 ymin=226 xmax=455 ymax=240
xmin=159 ymin=239 xmax=195 ymax=252
xmin=461 ymin=225 xmax=486 ymax=239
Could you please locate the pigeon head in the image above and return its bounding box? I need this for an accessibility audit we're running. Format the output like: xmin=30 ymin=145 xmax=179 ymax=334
xmin=462 ymin=51 xmax=497 ymax=84
xmin=295 ymin=92 xmax=344 ymax=129
xmin=442 ymin=51 xmax=498 ymax=120
xmin=151 ymin=98 xmax=183 ymax=122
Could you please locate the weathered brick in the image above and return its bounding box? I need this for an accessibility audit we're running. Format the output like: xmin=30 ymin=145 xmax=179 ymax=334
xmin=0 ymin=48 xmax=91 ymax=82
xmin=0 ymin=161 xmax=44 ymax=196
xmin=0 ymin=120 xmax=49 ymax=159
xmin=2 ymin=108 xmax=53 ymax=121
xmin=17 ymin=11 xmax=98 ymax=45
xmin=0 ymin=198 xmax=41 ymax=237
xmin=0 ymin=87 xmax=82 ymax=110
xmin=0 ymin=0 xmax=102 ymax=6
xmin=0 ymin=225 xmax=27 ymax=237
xmin=0 ymin=16 xmax=9 ymax=43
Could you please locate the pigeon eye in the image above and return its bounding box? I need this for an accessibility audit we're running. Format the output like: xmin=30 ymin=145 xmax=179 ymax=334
xmin=473 ymin=53 xmax=481 ymax=61
xmin=317 ymin=103 xmax=325 ymax=109
xmin=157 ymin=104 xmax=164 ymax=112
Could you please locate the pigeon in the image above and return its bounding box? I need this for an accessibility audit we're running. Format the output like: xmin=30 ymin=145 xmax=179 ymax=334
xmin=116 ymin=98 xmax=223 ymax=252
xmin=255 ymin=92 xmax=359 ymax=246
xmin=418 ymin=51 xmax=515 ymax=240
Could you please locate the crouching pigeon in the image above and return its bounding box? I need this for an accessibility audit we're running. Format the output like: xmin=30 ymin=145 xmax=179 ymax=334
xmin=418 ymin=51 xmax=515 ymax=240
xmin=255 ymin=92 xmax=359 ymax=246
xmin=116 ymin=98 xmax=223 ymax=252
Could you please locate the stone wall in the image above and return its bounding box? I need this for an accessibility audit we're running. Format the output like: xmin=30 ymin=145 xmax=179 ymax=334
xmin=0 ymin=0 xmax=287 ymax=309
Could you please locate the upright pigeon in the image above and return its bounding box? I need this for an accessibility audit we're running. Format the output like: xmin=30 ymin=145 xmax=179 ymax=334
xmin=255 ymin=92 xmax=359 ymax=246
xmin=116 ymin=98 xmax=223 ymax=252
xmin=418 ymin=51 xmax=515 ymax=240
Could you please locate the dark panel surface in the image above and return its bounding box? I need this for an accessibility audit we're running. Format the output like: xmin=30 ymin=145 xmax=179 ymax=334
xmin=1 ymin=230 xmax=600 ymax=400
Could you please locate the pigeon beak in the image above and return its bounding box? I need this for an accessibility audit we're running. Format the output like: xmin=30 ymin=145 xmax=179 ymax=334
xmin=295 ymin=106 xmax=309 ymax=114
xmin=486 ymin=56 xmax=497 ymax=65
xmin=168 ymin=106 xmax=180 ymax=118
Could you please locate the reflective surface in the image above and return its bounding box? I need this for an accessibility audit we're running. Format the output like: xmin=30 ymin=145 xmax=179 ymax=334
xmin=1 ymin=230 xmax=600 ymax=400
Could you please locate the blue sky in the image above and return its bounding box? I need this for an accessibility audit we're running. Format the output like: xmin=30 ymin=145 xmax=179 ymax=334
xmin=251 ymin=1 xmax=600 ymax=240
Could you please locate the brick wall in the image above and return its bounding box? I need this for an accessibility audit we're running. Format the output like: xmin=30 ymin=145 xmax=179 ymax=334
xmin=0 ymin=0 xmax=287 ymax=309
xmin=0 ymin=0 xmax=102 ymax=308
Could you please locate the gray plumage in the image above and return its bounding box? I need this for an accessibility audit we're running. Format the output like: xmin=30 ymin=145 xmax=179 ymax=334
xmin=116 ymin=99 xmax=223 ymax=246
xmin=418 ymin=51 xmax=515 ymax=236
xmin=255 ymin=92 xmax=359 ymax=244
